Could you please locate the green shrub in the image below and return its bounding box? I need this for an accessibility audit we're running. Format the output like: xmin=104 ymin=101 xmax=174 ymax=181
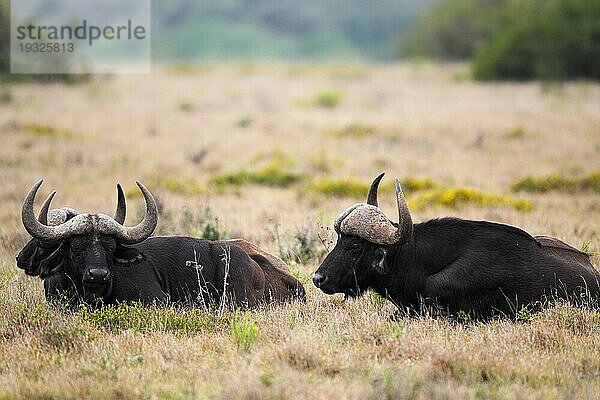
xmin=308 ymin=177 xmax=436 ymax=199
xmin=313 ymin=90 xmax=343 ymax=108
xmin=473 ymin=0 xmax=600 ymax=81
xmin=22 ymin=123 xmax=74 ymax=139
xmin=401 ymin=0 xmax=507 ymax=60
xmin=294 ymin=231 xmax=318 ymax=264
xmin=260 ymin=371 xmax=275 ymax=386
xmin=210 ymin=164 xmax=304 ymax=189
xmin=402 ymin=177 xmax=438 ymax=192
xmin=163 ymin=176 xmax=206 ymax=195
xmin=177 ymin=101 xmax=194 ymax=112
xmin=326 ymin=123 xmax=404 ymax=141
xmin=247 ymin=166 xmax=303 ymax=187
xmin=472 ymin=22 xmax=533 ymax=80
xmin=511 ymin=172 xmax=600 ymax=194
xmin=0 ymin=87 xmax=11 ymax=103
xmin=275 ymin=226 xmax=323 ymax=265
xmin=229 ymin=311 xmax=260 ymax=351
xmin=410 ymin=187 xmax=533 ymax=212
xmin=133 ymin=173 xmax=206 ymax=197
xmin=403 ymin=0 xmax=600 ymax=81
xmin=327 ymin=123 xmax=377 ymax=139
xmin=290 ymin=269 xmax=313 ymax=287
xmin=582 ymin=173 xmax=600 ymax=192
xmin=236 ymin=116 xmax=252 ymax=128
xmin=290 ymin=230 xmax=322 ymax=264
xmin=179 ymin=206 xmax=226 ymax=240
xmin=308 ymin=178 xmax=369 ymax=198
xmin=503 ymin=126 xmax=532 ymax=140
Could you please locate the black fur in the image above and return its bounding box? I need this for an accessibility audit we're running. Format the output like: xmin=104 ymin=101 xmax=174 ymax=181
xmin=314 ymin=217 xmax=600 ymax=319
xmin=17 ymin=235 xmax=305 ymax=309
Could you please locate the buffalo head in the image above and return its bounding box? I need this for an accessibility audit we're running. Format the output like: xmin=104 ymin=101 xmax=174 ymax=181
xmin=17 ymin=180 xmax=157 ymax=304
xmin=313 ymin=173 xmax=413 ymax=297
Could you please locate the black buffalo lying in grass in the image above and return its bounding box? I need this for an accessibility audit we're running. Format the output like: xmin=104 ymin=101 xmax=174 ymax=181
xmin=17 ymin=180 xmax=305 ymax=309
xmin=313 ymin=173 xmax=599 ymax=320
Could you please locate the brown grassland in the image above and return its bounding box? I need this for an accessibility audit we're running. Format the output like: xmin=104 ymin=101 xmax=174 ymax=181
xmin=0 ymin=63 xmax=599 ymax=399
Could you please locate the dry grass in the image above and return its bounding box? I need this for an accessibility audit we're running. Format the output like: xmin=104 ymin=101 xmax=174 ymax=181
xmin=0 ymin=62 xmax=599 ymax=399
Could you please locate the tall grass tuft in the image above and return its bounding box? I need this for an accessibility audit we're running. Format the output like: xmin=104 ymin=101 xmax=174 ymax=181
xmin=178 ymin=206 xmax=226 ymax=240
xmin=229 ymin=311 xmax=260 ymax=351
xmin=277 ymin=228 xmax=323 ymax=265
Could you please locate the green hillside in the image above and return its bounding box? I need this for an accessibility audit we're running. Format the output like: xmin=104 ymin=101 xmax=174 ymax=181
xmin=1 ymin=0 xmax=437 ymax=66
xmin=402 ymin=0 xmax=600 ymax=80
xmin=151 ymin=0 xmax=438 ymax=61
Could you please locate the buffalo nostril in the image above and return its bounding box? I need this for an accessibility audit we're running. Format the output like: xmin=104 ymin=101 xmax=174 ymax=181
xmin=312 ymin=272 xmax=327 ymax=287
xmin=88 ymin=268 xmax=109 ymax=280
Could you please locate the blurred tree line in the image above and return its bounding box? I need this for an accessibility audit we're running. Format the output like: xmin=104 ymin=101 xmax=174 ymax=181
xmin=0 ymin=0 xmax=8 ymax=74
xmin=0 ymin=0 xmax=434 ymax=78
xmin=0 ymin=0 xmax=437 ymax=70
xmin=402 ymin=0 xmax=600 ymax=81
xmin=3 ymin=0 xmax=598 ymax=81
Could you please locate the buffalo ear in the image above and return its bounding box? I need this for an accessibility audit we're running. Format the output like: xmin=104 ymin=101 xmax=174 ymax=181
xmin=113 ymin=244 xmax=144 ymax=265
xmin=372 ymin=248 xmax=387 ymax=274
xmin=39 ymin=243 xmax=67 ymax=278
xmin=17 ymin=240 xmax=61 ymax=277
xmin=16 ymin=239 xmax=39 ymax=274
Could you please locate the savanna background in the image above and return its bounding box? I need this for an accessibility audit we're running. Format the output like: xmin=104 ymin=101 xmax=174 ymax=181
xmin=1 ymin=0 xmax=599 ymax=398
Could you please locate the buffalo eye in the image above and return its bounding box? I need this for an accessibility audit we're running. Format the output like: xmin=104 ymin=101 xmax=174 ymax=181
xmin=372 ymin=248 xmax=387 ymax=274
xmin=70 ymin=236 xmax=87 ymax=251
xmin=101 ymin=237 xmax=117 ymax=254
xmin=35 ymin=246 xmax=47 ymax=257
xmin=348 ymin=242 xmax=363 ymax=255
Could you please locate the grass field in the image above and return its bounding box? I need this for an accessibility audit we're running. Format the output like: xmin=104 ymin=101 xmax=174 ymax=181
xmin=0 ymin=63 xmax=599 ymax=399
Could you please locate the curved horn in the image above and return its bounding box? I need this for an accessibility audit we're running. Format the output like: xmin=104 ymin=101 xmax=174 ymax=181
xmin=113 ymin=183 xmax=126 ymax=224
xmin=393 ymin=178 xmax=413 ymax=241
xmin=22 ymin=180 xmax=53 ymax=240
xmin=22 ymin=180 xmax=90 ymax=242
xmin=118 ymin=181 xmax=157 ymax=244
xmin=37 ymin=190 xmax=56 ymax=224
xmin=337 ymin=177 xmax=413 ymax=245
xmin=366 ymin=172 xmax=385 ymax=206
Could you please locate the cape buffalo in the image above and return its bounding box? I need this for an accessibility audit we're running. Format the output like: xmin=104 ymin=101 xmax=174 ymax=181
xmin=313 ymin=173 xmax=599 ymax=319
xmin=17 ymin=180 xmax=305 ymax=309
